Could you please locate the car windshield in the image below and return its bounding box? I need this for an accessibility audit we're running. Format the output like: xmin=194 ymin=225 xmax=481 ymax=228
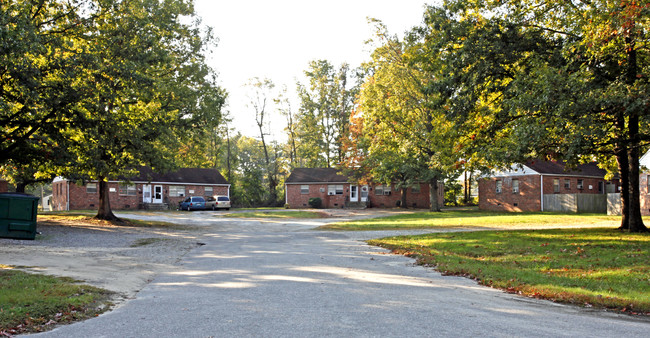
xmin=184 ymin=198 xmax=190 ymax=202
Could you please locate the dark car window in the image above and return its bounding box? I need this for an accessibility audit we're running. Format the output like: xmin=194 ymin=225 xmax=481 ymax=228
xmin=206 ymin=196 xmax=215 ymax=201
xmin=192 ymin=197 xmax=205 ymax=202
xmin=184 ymin=198 xmax=191 ymax=202
xmin=218 ymin=196 xmax=230 ymax=201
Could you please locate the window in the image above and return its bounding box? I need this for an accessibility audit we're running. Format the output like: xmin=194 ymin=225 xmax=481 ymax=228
xmin=553 ymin=179 xmax=560 ymax=193
xmin=564 ymin=179 xmax=571 ymax=190
xmin=86 ymin=183 xmax=97 ymax=194
xmin=411 ymin=184 xmax=421 ymax=194
xmin=300 ymin=185 xmax=309 ymax=194
xmin=119 ymin=183 xmax=136 ymax=196
xmin=204 ymin=187 xmax=213 ymax=196
xmin=512 ymin=179 xmax=519 ymax=193
xmin=375 ymin=184 xmax=391 ymax=195
xmin=577 ymin=179 xmax=584 ymax=190
xmin=169 ymin=185 xmax=186 ymax=197
xmin=327 ymin=185 xmax=343 ymax=195
xmin=495 ymin=180 xmax=502 ymax=194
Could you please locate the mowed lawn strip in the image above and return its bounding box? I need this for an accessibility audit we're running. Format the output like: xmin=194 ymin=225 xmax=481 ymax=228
xmin=224 ymin=211 xmax=327 ymax=219
xmin=0 ymin=267 xmax=114 ymax=335
xmin=319 ymin=210 xmax=619 ymax=230
xmin=368 ymin=228 xmax=650 ymax=314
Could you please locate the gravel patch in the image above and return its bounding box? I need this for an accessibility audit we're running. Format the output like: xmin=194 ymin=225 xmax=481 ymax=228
xmin=0 ymin=217 xmax=203 ymax=307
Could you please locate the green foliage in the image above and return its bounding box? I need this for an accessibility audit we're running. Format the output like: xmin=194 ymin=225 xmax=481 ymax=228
xmin=369 ymin=228 xmax=650 ymax=313
xmin=296 ymin=60 xmax=358 ymax=167
xmin=0 ymin=268 xmax=113 ymax=334
xmin=308 ymin=197 xmax=323 ymax=209
xmin=444 ymin=180 xmax=463 ymax=206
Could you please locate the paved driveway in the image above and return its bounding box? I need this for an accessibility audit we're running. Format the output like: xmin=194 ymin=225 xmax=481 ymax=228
xmin=37 ymin=210 xmax=649 ymax=337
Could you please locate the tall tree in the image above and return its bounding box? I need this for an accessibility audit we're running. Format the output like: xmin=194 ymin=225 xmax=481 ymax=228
xmin=62 ymin=0 xmax=225 ymax=221
xmin=0 ymin=0 xmax=89 ymax=186
xmin=296 ymin=60 xmax=357 ymax=167
xmin=245 ymin=77 xmax=280 ymax=205
xmin=434 ymin=1 xmax=649 ymax=231
xmin=351 ymin=21 xmax=464 ymax=211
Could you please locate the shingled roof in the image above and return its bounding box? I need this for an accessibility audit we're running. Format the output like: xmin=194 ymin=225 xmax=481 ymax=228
xmin=524 ymin=160 xmax=606 ymax=178
xmin=122 ymin=167 xmax=229 ymax=185
xmin=285 ymin=168 xmax=349 ymax=184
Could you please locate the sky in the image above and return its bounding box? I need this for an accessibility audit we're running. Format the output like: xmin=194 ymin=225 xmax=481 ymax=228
xmin=193 ymin=0 xmax=433 ymax=141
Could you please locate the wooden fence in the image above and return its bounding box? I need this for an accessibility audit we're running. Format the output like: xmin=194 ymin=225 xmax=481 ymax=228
xmin=543 ymin=194 xmax=607 ymax=213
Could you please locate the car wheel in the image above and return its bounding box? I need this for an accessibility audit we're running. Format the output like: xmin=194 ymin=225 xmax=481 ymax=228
xmin=186 ymin=206 xmax=191 ymax=211
xmin=212 ymin=205 xmax=216 ymax=211
xmin=226 ymin=208 xmax=230 ymax=211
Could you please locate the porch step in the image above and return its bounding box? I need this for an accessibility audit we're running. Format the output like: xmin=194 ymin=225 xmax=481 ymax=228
xmin=346 ymin=202 xmax=367 ymax=209
xmin=143 ymin=203 xmax=169 ymax=210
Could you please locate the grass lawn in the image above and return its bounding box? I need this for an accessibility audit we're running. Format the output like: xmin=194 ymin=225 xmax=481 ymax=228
xmin=319 ymin=210 xmax=620 ymax=230
xmin=369 ymin=228 xmax=650 ymax=314
xmin=224 ymin=211 xmax=327 ymax=219
xmin=0 ymin=266 xmax=113 ymax=335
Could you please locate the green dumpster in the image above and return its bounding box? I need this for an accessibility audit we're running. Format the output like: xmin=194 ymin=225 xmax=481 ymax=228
xmin=0 ymin=193 xmax=40 ymax=240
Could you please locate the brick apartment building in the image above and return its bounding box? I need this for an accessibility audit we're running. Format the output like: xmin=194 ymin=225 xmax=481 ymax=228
xmin=479 ymin=160 xmax=617 ymax=212
xmin=51 ymin=167 xmax=230 ymax=211
xmin=284 ymin=168 xmax=443 ymax=209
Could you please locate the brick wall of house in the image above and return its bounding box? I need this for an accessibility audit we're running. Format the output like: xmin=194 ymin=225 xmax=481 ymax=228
xmin=286 ymin=183 xmax=349 ymax=208
xmin=0 ymin=180 xmax=7 ymax=193
xmin=51 ymin=180 xmax=228 ymax=210
xmin=286 ymin=182 xmax=444 ymax=209
xmin=480 ymin=175 xmax=613 ymax=212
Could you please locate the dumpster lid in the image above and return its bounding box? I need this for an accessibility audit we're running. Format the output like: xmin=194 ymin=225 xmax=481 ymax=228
xmin=0 ymin=193 xmax=40 ymax=200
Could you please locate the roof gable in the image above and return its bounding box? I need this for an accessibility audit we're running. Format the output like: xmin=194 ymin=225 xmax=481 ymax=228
xmin=286 ymin=168 xmax=349 ymax=184
xmin=123 ymin=167 xmax=229 ymax=185
xmin=523 ymin=160 xmax=606 ymax=177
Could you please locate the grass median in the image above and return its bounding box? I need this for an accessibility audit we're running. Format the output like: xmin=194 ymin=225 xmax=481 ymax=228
xmin=369 ymin=227 xmax=649 ymax=314
xmin=319 ymin=210 xmax=619 ymax=230
xmin=0 ymin=266 xmax=113 ymax=335
xmin=224 ymin=211 xmax=327 ymax=219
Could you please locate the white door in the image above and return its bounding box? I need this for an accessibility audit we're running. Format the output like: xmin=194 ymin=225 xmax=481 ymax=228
xmin=350 ymin=185 xmax=358 ymax=202
xmin=360 ymin=185 xmax=369 ymax=202
xmin=143 ymin=185 xmax=152 ymax=203
xmin=153 ymin=185 xmax=163 ymax=203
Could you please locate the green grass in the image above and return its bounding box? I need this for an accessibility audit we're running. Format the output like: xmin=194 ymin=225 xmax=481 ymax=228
xmin=369 ymin=228 xmax=650 ymax=314
xmin=224 ymin=211 xmax=327 ymax=219
xmin=320 ymin=210 xmax=619 ymax=230
xmin=0 ymin=266 xmax=114 ymax=335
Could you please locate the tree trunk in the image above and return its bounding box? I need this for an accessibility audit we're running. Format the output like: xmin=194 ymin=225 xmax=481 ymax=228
xmin=627 ymin=116 xmax=647 ymax=232
xmin=15 ymin=182 xmax=26 ymax=193
xmin=96 ymin=178 xmax=119 ymax=221
xmin=617 ymin=146 xmax=630 ymax=230
xmin=400 ymin=186 xmax=407 ymax=209
xmin=429 ymin=178 xmax=441 ymax=212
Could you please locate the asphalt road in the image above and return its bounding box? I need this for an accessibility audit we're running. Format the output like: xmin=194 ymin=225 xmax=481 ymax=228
xmin=36 ymin=211 xmax=649 ymax=337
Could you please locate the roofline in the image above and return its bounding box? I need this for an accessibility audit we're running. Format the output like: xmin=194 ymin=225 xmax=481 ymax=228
xmin=59 ymin=178 xmax=230 ymax=186
xmin=286 ymin=181 xmax=349 ymax=185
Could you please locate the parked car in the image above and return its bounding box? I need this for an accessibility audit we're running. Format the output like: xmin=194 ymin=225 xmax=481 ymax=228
xmin=205 ymin=195 xmax=231 ymax=210
xmin=179 ymin=196 xmax=206 ymax=211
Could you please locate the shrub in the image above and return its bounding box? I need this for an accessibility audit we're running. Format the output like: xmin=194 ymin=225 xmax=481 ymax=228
xmin=308 ymin=197 xmax=322 ymax=208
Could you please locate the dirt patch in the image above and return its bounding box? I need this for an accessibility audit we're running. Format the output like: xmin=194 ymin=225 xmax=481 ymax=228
xmin=0 ymin=216 xmax=202 ymax=308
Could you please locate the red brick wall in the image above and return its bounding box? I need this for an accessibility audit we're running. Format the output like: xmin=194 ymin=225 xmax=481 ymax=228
xmin=51 ymin=180 xmax=228 ymax=210
xmin=480 ymin=175 xmax=614 ymax=212
xmin=286 ymin=182 xmax=444 ymax=209
xmin=0 ymin=180 xmax=7 ymax=193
